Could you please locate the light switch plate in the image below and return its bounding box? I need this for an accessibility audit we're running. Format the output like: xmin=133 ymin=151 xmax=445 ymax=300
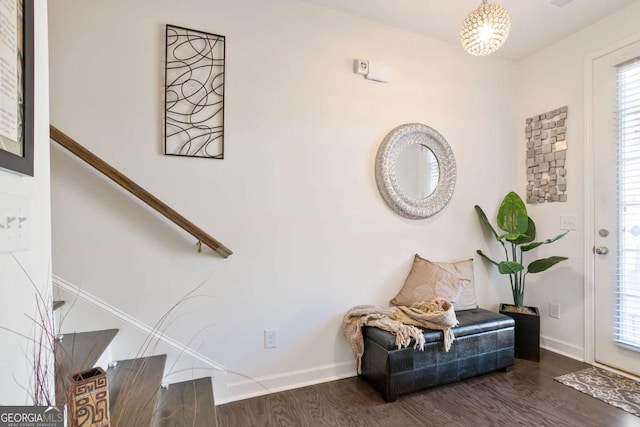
xmin=560 ymin=215 xmax=576 ymax=230
xmin=0 ymin=193 xmax=30 ymax=253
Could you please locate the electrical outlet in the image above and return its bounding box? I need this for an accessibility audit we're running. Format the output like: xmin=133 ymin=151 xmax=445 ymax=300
xmin=264 ymin=329 xmax=277 ymax=349
xmin=549 ymin=303 xmax=560 ymax=319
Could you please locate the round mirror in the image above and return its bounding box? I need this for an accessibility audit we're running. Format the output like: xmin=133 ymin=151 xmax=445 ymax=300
xmin=375 ymin=123 xmax=456 ymax=219
xmin=395 ymin=144 xmax=440 ymax=199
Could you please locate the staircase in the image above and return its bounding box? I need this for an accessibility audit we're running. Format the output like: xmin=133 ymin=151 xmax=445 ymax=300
xmin=50 ymin=127 xmax=226 ymax=425
xmin=54 ymin=302 xmax=217 ymax=426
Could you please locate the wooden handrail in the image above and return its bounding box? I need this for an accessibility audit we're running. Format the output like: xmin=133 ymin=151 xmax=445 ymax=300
xmin=50 ymin=125 xmax=232 ymax=258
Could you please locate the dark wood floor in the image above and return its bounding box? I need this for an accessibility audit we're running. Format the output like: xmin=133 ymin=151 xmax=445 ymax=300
xmin=216 ymin=350 xmax=640 ymax=426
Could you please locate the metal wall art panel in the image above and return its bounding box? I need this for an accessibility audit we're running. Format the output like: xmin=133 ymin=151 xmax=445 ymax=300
xmin=164 ymin=24 xmax=225 ymax=159
xmin=525 ymin=106 xmax=568 ymax=204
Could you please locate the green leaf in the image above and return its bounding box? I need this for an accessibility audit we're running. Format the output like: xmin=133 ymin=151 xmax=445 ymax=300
xmin=499 ymin=232 xmax=528 ymax=242
xmin=476 ymin=250 xmax=500 ymax=267
xmin=474 ymin=205 xmax=499 ymax=240
xmin=498 ymin=261 xmax=524 ymax=274
xmin=514 ymin=217 xmax=536 ymax=245
xmin=497 ymin=192 xmax=528 ymax=235
xmin=521 ymin=241 xmax=543 ymax=251
xmin=521 ymin=231 xmax=570 ymax=252
xmin=527 ymin=256 xmax=568 ymax=273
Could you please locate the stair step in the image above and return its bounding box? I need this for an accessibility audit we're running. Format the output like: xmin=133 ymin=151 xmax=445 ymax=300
xmin=55 ymin=328 xmax=118 ymax=405
xmin=108 ymin=354 xmax=167 ymax=427
xmin=154 ymin=377 xmax=217 ymax=426
xmin=53 ymin=300 xmax=65 ymax=311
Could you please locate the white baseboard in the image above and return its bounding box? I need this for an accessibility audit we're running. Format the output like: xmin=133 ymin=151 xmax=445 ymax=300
xmin=217 ymin=361 xmax=356 ymax=405
xmin=218 ymin=336 xmax=586 ymax=405
xmin=52 ymin=274 xmax=228 ymax=374
xmin=49 ymin=283 xmax=592 ymax=406
xmin=541 ymin=335 xmax=585 ymax=361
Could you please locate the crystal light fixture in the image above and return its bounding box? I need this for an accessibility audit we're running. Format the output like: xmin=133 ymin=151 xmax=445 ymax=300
xmin=460 ymin=0 xmax=511 ymax=56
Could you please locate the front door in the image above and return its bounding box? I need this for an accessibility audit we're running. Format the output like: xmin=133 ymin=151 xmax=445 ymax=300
xmin=592 ymin=39 xmax=640 ymax=376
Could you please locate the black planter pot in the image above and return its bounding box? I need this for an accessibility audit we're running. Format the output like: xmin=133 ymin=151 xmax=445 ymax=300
xmin=499 ymin=304 xmax=540 ymax=361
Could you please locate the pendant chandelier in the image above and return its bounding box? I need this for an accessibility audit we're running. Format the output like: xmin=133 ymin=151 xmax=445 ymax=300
xmin=460 ymin=0 xmax=511 ymax=56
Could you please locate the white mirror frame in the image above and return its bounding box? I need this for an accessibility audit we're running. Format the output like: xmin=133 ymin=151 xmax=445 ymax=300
xmin=375 ymin=123 xmax=457 ymax=219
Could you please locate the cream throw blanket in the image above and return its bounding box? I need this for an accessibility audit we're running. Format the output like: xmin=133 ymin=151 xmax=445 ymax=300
xmin=342 ymin=299 xmax=458 ymax=374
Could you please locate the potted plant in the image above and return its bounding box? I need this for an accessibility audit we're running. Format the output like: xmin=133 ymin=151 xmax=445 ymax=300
xmin=475 ymin=191 xmax=568 ymax=361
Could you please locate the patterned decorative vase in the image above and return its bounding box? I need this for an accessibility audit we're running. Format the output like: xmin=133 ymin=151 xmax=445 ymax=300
xmin=69 ymin=367 xmax=110 ymax=427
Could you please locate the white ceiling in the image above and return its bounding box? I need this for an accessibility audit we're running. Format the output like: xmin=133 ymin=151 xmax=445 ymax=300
xmin=297 ymin=0 xmax=640 ymax=60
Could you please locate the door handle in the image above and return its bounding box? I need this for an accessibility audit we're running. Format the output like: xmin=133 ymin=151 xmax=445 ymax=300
xmin=594 ymin=246 xmax=609 ymax=255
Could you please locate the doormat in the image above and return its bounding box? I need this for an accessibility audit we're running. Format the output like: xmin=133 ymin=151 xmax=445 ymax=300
xmin=555 ymin=366 xmax=640 ymax=417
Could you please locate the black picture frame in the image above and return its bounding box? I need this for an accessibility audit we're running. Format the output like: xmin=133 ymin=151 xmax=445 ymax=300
xmin=164 ymin=24 xmax=225 ymax=159
xmin=0 ymin=0 xmax=34 ymax=176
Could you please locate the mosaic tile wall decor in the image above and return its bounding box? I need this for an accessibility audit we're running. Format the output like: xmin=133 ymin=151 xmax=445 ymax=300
xmin=525 ymin=106 xmax=568 ymax=204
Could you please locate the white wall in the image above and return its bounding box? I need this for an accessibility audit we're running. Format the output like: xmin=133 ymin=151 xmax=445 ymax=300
xmin=516 ymin=1 xmax=640 ymax=360
xmin=0 ymin=1 xmax=51 ymax=405
xmin=48 ymin=0 xmax=517 ymax=403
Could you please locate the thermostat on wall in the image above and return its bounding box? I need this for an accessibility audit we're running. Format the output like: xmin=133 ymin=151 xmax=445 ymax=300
xmin=354 ymin=58 xmax=392 ymax=83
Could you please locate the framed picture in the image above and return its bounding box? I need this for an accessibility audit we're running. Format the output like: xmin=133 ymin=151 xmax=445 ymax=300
xmin=164 ymin=24 xmax=225 ymax=159
xmin=0 ymin=0 xmax=34 ymax=176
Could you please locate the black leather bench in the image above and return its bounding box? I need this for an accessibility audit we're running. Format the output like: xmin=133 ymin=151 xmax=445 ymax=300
xmin=360 ymin=308 xmax=515 ymax=402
